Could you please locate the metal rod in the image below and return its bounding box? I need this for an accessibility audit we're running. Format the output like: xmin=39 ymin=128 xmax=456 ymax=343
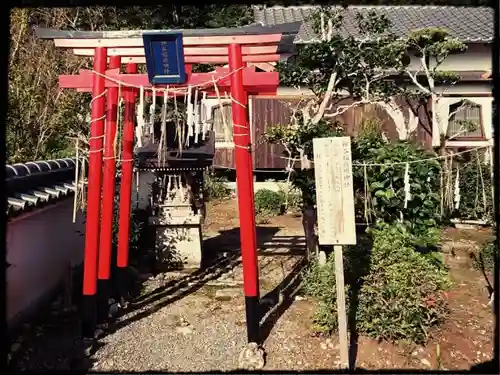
xmin=98 ymin=55 xmax=121 ymax=280
xmin=117 ymin=63 xmax=138 ymax=268
xmin=82 ymin=46 xmax=107 ymax=296
xmin=228 ymin=44 xmax=260 ymax=344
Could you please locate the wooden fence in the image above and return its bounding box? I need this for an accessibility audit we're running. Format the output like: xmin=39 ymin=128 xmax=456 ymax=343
xmin=213 ymin=96 xmax=433 ymax=170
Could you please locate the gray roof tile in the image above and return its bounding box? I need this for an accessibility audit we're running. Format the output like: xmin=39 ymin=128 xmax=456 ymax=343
xmin=253 ymin=5 xmax=494 ymax=43
xmin=6 ymin=158 xmax=78 ymax=217
xmin=34 ymin=22 xmax=302 ymax=39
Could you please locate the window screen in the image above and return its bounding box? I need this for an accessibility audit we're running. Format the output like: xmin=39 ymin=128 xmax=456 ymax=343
xmin=447 ymin=102 xmax=483 ymax=138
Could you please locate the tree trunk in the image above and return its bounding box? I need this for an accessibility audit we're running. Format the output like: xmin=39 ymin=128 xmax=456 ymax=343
xmin=438 ymin=133 xmax=451 ymax=216
xmin=302 ymin=204 xmax=318 ymax=262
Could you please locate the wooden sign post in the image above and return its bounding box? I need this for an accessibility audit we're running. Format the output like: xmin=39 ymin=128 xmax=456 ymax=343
xmin=313 ymin=136 xmax=357 ymax=370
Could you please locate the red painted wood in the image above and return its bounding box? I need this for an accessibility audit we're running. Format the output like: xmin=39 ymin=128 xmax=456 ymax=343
xmin=98 ymin=55 xmax=121 ymax=280
xmin=183 ymin=53 xmax=280 ymax=63
xmin=76 ymin=87 xmax=278 ymax=96
xmin=229 ymin=44 xmax=259 ymax=299
xmin=117 ymin=64 xmax=137 ymax=268
xmin=117 ymin=63 xmax=138 ymax=268
xmin=73 ymin=45 xmax=279 ymax=57
xmin=54 ymin=33 xmax=283 ymax=48
xmin=59 ymin=69 xmax=279 ymax=90
xmin=82 ymin=47 xmax=107 ymax=296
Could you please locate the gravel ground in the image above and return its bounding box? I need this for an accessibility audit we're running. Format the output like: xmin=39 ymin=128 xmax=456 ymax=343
xmin=92 ymin=293 xmax=249 ymax=372
xmin=90 ymin=242 xmax=306 ymax=372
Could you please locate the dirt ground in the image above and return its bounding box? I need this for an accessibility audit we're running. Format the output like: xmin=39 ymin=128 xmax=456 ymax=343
xmin=8 ymin=198 xmax=495 ymax=372
xmin=203 ymin=199 xmax=495 ymax=371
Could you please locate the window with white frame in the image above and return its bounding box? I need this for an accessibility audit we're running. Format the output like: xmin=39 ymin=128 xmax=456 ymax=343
xmin=446 ymin=101 xmax=484 ymax=140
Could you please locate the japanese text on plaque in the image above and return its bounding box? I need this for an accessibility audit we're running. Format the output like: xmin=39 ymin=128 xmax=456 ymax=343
xmin=160 ymin=41 xmax=169 ymax=73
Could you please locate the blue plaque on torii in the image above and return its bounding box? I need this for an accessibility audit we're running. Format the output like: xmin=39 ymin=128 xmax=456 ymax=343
xmin=142 ymin=32 xmax=186 ymax=85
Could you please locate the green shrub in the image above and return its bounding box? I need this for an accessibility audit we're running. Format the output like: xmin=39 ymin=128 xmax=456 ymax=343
xmin=274 ymin=132 xmax=441 ymax=233
xmin=351 ymin=134 xmax=441 ymax=234
xmin=357 ymin=223 xmax=450 ymax=343
xmin=277 ymin=185 xmax=303 ymax=212
xmin=302 ymin=222 xmax=450 ymax=344
xmin=302 ymin=256 xmax=350 ymax=333
xmin=110 ymin=196 xmax=143 ymax=257
xmin=254 ymin=188 xmax=285 ymax=215
xmin=451 ymin=159 xmax=493 ymax=222
xmin=203 ymin=172 xmax=231 ymax=200
xmin=473 ymin=239 xmax=497 ymax=273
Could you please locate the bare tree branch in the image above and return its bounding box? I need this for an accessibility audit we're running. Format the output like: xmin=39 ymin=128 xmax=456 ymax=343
xmin=311 ymin=71 xmax=339 ymax=124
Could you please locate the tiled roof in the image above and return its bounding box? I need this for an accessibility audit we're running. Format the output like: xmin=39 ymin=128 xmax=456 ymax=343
xmin=6 ymin=159 xmax=78 ymax=218
xmin=253 ymin=5 xmax=494 ymax=44
xmin=34 ymin=21 xmax=302 ymax=39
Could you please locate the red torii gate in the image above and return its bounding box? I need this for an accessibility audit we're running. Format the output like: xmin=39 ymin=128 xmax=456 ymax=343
xmin=35 ymin=23 xmax=300 ymax=345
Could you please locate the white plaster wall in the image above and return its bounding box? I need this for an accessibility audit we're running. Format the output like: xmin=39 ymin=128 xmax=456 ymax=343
xmin=432 ymin=83 xmax=492 ymax=96
xmin=430 ymin=44 xmax=492 ymax=72
xmin=7 ymin=199 xmax=86 ymax=326
xmin=407 ymin=44 xmax=492 ymax=73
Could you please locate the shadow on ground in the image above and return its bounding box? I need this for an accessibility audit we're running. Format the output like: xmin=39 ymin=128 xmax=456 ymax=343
xmin=164 ymin=359 xmax=499 ymax=373
xmin=7 ymin=226 xmax=295 ymax=371
xmin=10 ymin=224 xmax=495 ymax=373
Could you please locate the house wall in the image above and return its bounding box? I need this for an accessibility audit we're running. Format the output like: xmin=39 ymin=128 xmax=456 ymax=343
xmin=430 ymin=44 xmax=492 ymax=72
xmin=210 ymin=94 xmax=434 ymax=170
xmin=406 ymin=44 xmax=492 ymax=72
xmin=207 ymin=44 xmax=492 ymax=170
xmin=248 ymin=96 xmax=433 ymax=170
xmin=7 ymin=198 xmax=86 ymax=327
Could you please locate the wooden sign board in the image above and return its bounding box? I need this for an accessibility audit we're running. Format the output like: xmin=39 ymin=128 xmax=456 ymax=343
xmin=313 ymin=136 xmax=356 ymax=246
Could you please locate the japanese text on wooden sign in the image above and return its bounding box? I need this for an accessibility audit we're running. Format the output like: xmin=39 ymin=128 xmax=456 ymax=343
xmin=142 ymin=32 xmax=186 ymax=85
xmin=313 ymin=136 xmax=357 ymax=245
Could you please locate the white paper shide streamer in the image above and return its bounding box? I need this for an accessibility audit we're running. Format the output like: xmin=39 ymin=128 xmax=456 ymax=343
xmin=201 ymin=91 xmax=208 ymax=140
xmin=187 ymin=86 xmax=194 ymax=137
xmin=158 ymin=88 xmax=168 ymax=165
xmin=454 ymin=167 xmax=461 ymax=209
xmin=194 ymin=89 xmax=201 ymax=144
xmin=149 ymin=87 xmax=156 ymax=139
xmin=135 ymin=85 xmax=145 ymax=147
xmin=403 ymin=162 xmax=411 ymax=208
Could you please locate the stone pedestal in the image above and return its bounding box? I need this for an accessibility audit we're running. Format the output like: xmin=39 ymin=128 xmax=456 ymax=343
xmin=150 ymin=204 xmax=203 ymax=267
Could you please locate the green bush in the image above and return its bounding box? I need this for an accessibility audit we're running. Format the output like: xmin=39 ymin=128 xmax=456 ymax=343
xmin=302 ymin=222 xmax=450 ymax=344
xmin=277 ymin=185 xmax=303 ymax=213
xmin=110 ymin=196 xmax=143 ymax=257
xmin=473 ymin=239 xmax=497 ymax=273
xmin=302 ymin=256 xmax=350 ymax=334
xmin=254 ymin=188 xmax=285 ymax=216
xmin=203 ymin=172 xmax=231 ymax=200
xmin=351 ymin=134 xmax=441 ymax=235
xmin=274 ymin=131 xmax=441 ymax=233
xmin=451 ymin=159 xmax=493 ymax=222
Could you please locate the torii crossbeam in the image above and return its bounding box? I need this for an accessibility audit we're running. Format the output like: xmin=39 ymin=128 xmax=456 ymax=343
xmin=35 ymin=22 xmax=300 ymax=351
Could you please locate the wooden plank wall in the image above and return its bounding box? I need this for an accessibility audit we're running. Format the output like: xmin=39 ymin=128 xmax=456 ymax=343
xmin=252 ymin=98 xmax=296 ymax=170
xmin=212 ymin=104 xmax=235 ymax=169
xmin=213 ymin=96 xmax=433 ymax=170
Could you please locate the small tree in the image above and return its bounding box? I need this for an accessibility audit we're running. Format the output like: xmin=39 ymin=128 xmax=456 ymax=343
xmin=402 ymin=27 xmax=473 ymax=150
xmin=400 ymin=28 xmax=479 ymax=215
xmin=266 ymin=7 xmax=409 ymax=258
